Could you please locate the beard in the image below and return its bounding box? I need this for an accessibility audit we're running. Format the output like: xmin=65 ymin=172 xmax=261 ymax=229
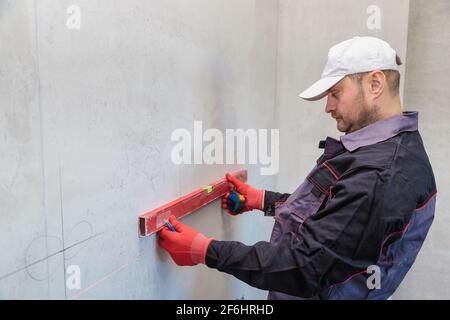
xmin=341 ymin=89 xmax=381 ymax=134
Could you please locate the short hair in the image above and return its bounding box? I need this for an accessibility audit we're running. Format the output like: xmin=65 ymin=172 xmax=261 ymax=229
xmin=348 ymin=55 xmax=402 ymax=97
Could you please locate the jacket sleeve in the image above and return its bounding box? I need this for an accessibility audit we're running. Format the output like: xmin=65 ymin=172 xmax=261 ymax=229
xmin=206 ymin=168 xmax=417 ymax=298
xmin=263 ymin=191 xmax=291 ymax=216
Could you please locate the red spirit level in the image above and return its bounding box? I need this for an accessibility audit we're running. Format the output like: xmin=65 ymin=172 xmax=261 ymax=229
xmin=138 ymin=170 xmax=247 ymax=237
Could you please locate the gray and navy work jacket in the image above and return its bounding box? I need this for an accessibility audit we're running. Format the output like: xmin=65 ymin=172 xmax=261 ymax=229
xmin=205 ymin=111 xmax=437 ymax=299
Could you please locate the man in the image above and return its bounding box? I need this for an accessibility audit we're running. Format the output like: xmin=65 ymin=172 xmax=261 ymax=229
xmin=158 ymin=36 xmax=437 ymax=299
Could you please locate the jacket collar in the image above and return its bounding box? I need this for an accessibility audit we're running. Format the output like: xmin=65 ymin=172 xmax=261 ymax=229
xmin=340 ymin=111 xmax=419 ymax=152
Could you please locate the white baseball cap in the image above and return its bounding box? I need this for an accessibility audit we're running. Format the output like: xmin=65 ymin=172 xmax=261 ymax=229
xmin=299 ymin=36 xmax=401 ymax=101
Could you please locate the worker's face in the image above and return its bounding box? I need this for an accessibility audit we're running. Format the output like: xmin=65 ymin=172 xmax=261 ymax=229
xmin=325 ymin=76 xmax=379 ymax=134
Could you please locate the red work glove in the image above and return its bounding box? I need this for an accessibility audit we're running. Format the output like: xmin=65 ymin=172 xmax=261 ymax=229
xmin=222 ymin=172 xmax=265 ymax=215
xmin=158 ymin=215 xmax=213 ymax=266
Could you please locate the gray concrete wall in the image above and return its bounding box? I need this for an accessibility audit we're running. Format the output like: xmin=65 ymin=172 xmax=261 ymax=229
xmin=0 ymin=0 xmax=278 ymax=299
xmin=393 ymin=0 xmax=450 ymax=300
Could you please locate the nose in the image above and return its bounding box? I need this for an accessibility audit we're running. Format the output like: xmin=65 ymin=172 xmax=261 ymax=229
xmin=325 ymin=94 xmax=336 ymax=114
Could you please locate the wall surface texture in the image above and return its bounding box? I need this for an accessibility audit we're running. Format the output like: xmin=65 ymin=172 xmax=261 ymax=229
xmin=0 ymin=0 xmax=278 ymax=299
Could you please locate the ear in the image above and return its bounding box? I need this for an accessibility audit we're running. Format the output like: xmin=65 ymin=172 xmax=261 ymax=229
xmin=367 ymin=70 xmax=385 ymax=100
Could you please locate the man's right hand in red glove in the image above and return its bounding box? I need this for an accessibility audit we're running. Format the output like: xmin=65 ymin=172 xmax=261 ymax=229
xmin=222 ymin=173 xmax=265 ymax=215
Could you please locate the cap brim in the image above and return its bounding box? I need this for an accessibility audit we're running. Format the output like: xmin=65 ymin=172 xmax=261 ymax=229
xmin=298 ymin=75 xmax=345 ymax=101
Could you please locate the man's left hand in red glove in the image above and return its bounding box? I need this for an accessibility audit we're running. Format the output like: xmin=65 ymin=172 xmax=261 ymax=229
xmin=158 ymin=215 xmax=213 ymax=266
